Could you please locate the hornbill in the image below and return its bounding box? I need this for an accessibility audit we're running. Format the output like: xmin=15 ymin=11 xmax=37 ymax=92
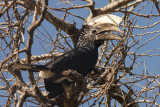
xmin=11 ymin=15 xmax=122 ymax=99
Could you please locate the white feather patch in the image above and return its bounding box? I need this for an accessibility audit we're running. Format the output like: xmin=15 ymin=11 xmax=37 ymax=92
xmin=39 ymin=70 xmax=55 ymax=79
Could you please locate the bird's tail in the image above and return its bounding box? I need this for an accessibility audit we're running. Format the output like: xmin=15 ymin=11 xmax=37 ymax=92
xmin=10 ymin=63 xmax=50 ymax=71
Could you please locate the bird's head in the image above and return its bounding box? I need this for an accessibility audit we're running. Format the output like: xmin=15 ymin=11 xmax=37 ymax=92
xmin=75 ymin=23 xmax=122 ymax=48
xmin=75 ymin=14 xmax=122 ymax=48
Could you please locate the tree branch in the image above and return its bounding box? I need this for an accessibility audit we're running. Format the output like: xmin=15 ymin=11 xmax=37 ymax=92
xmin=20 ymin=0 xmax=79 ymax=43
xmin=26 ymin=0 xmax=48 ymax=85
xmin=86 ymin=0 xmax=138 ymax=21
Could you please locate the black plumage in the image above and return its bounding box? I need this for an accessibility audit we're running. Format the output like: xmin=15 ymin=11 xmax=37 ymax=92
xmin=11 ymin=23 xmax=121 ymax=99
xmin=43 ymin=25 xmax=102 ymax=98
xmin=44 ymin=28 xmax=99 ymax=98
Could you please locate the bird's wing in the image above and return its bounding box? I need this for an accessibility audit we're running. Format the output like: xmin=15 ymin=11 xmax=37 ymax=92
xmin=49 ymin=46 xmax=98 ymax=75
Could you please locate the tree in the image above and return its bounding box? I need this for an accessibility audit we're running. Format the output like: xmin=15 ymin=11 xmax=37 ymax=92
xmin=0 ymin=0 xmax=160 ymax=107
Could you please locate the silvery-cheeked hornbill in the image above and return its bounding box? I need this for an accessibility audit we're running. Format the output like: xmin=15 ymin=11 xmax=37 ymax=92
xmin=11 ymin=14 xmax=122 ymax=99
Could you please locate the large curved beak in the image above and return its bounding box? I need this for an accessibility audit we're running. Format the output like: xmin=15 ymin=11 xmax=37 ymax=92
xmin=96 ymin=34 xmax=121 ymax=40
xmin=95 ymin=23 xmax=122 ymax=40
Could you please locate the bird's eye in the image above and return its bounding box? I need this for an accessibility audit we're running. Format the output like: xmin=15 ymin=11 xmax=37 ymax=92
xmin=92 ymin=30 xmax=97 ymax=34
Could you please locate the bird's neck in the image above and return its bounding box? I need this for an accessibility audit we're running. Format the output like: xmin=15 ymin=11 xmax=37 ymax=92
xmin=75 ymin=41 xmax=98 ymax=51
xmin=75 ymin=35 xmax=99 ymax=49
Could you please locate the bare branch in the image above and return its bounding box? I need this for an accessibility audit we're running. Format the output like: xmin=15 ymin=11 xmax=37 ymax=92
xmin=87 ymin=0 xmax=139 ymax=21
